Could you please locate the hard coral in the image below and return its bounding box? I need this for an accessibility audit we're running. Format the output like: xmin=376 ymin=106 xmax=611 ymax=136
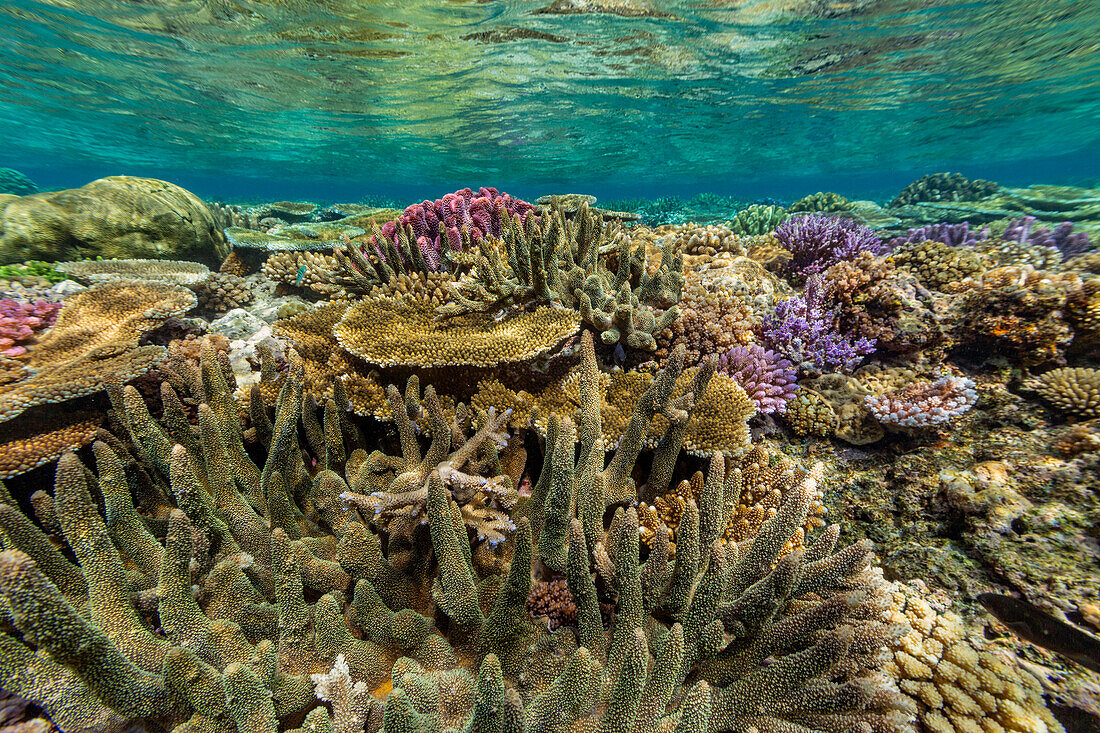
xmin=717 ymin=344 xmax=797 ymax=414
xmin=1004 ymin=215 xmax=1092 ymax=260
xmin=0 ymin=326 xmax=913 ymax=733
xmin=374 ymin=187 xmax=537 ymax=271
xmin=0 ymin=280 xmax=194 ymax=423
xmin=1024 ymin=367 xmax=1100 ymax=419
xmin=761 ymin=275 xmax=876 ymax=375
xmin=892 ymin=239 xmax=985 ymax=290
xmin=776 ymin=213 xmax=885 ymax=279
xmin=865 ymin=376 xmax=978 ymax=430
xmin=890 ymin=172 xmax=1000 ymax=207
xmin=888 ymin=221 xmax=990 ymax=250
xmin=0 ymin=299 xmax=59 ymax=357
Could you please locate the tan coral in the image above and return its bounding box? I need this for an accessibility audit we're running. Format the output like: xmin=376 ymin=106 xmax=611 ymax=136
xmin=892 ymin=240 xmax=985 ymax=290
xmin=884 ymin=581 xmax=1065 ymax=733
xmin=784 ymin=387 xmax=838 ymax=438
xmin=195 ymin=272 xmax=253 ymax=312
xmin=0 ymin=280 xmax=195 ymax=422
xmin=0 ymin=410 xmax=101 ymax=479
xmin=654 ymin=269 xmax=756 ymax=365
xmin=1024 ymin=367 xmax=1100 ymax=419
xmin=335 ymin=294 xmax=580 ymax=369
xmin=56 ymin=258 xmax=211 ymax=286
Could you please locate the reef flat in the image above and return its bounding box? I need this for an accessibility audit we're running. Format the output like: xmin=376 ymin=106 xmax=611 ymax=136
xmin=0 ymin=173 xmax=1097 ymax=732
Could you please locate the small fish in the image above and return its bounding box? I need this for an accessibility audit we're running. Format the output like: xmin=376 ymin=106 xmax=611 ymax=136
xmin=978 ymin=593 xmax=1100 ymax=673
xmin=295 ymin=264 xmax=307 ymax=287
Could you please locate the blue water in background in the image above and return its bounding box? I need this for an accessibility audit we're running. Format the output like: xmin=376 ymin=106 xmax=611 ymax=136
xmin=1 ymin=0 xmax=1098 ymax=203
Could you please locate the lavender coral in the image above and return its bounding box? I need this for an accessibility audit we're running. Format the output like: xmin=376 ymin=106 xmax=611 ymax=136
xmin=372 ymin=187 xmax=537 ymax=270
xmin=1004 ymin=216 xmax=1092 ymax=260
xmin=865 ymin=375 xmax=978 ymax=429
xmin=717 ymin=344 xmax=797 ymax=414
xmin=761 ymin=275 xmax=876 ymax=375
xmin=888 ymin=221 xmax=989 ymax=250
xmin=776 ymin=213 xmax=884 ymax=278
xmin=0 ymin=299 xmax=60 ymax=357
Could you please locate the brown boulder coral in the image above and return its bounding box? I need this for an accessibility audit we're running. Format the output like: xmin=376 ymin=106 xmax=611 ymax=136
xmin=0 ymin=176 xmax=227 ymax=264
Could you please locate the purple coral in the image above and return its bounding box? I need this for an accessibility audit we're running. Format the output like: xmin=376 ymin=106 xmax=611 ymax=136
xmin=888 ymin=221 xmax=989 ymax=250
xmin=776 ymin=214 xmax=885 ymax=279
xmin=1004 ymin=216 xmax=1091 ymax=260
xmin=0 ymin=298 xmax=60 ymax=357
xmin=373 ymin=187 xmax=538 ymax=271
xmin=864 ymin=375 xmax=977 ymax=429
xmin=717 ymin=344 xmax=797 ymax=414
xmin=760 ymin=275 xmax=876 ymax=375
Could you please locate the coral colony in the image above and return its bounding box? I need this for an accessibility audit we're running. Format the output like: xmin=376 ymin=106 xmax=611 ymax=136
xmin=0 ymin=173 xmax=1097 ymax=733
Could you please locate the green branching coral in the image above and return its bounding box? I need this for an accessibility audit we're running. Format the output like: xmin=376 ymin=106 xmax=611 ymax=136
xmin=439 ymin=199 xmax=684 ymax=351
xmin=728 ymin=204 xmax=788 ymax=235
xmin=0 ymin=330 xmax=913 ymax=732
xmin=789 ymin=192 xmax=854 ymax=213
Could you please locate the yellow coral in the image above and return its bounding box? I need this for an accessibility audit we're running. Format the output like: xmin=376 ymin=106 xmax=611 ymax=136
xmin=784 ymin=387 xmax=838 ymax=438
xmin=0 ymin=410 xmax=101 ymax=479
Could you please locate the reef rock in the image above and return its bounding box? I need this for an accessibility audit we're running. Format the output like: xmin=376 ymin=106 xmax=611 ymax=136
xmin=0 ymin=176 xmax=226 ymax=265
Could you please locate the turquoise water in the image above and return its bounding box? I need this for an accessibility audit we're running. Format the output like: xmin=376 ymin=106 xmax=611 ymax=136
xmin=1 ymin=0 xmax=1098 ymax=201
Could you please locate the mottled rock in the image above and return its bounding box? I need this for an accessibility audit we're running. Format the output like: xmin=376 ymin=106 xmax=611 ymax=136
xmin=0 ymin=176 xmax=226 ymax=264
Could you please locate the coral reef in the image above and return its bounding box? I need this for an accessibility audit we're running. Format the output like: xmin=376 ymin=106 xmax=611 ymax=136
xmin=194 ymin=272 xmax=255 ymax=312
xmin=0 ymin=177 xmax=227 ymax=264
xmin=1024 ymin=367 xmax=1100 ymax=419
xmin=888 ymin=221 xmax=990 ymax=250
xmin=56 ymin=258 xmax=211 ymax=286
xmin=777 ymin=213 xmax=885 ymax=279
xmin=891 ymin=240 xmax=985 ymax=290
xmin=890 ymin=173 xmax=1000 ymax=207
xmin=1004 ymin=216 xmax=1092 ymax=260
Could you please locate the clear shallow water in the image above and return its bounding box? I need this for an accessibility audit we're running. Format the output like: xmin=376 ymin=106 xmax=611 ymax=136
xmin=1 ymin=0 xmax=1098 ymax=201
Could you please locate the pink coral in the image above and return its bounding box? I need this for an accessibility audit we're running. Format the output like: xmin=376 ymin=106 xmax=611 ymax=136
xmin=865 ymin=375 xmax=977 ymax=429
xmin=0 ymin=299 xmax=60 ymax=357
xmin=373 ymin=187 xmax=537 ymax=271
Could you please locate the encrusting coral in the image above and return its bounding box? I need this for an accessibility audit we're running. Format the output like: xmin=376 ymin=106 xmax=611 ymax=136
xmin=0 ymin=329 xmax=918 ymax=733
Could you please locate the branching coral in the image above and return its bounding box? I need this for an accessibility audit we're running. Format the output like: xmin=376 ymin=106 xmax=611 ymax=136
xmin=1004 ymin=216 xmax=1092 ymax=260
xmin=717 ymin=344 xmax=797 ymax=414
xmin=0 ymin=323 xmax=915 ymax=733
xmin=371 ymin=187 xmax=537 ymax=271
xmin=728 ymin=204 xmax=787 ymax=235
xmin=761 ymin=275 xmax=876 ymax=375
xmin=789 ymin=192 xmax=854 ymax=213
xmin=892 ymin=239 xmax=986 ymax=290
xmin=437 ymin=199 xmax=683 ymax=352
xmin=888 ymin=222 xmax=990 ymax=250
xmin=655 ymin=269 xmax=755 ymax=365
xmin=0 ymin=298 xmax=59 ymax=357
xmin=865 ymin=376 xmax=978 ymax=430
xmin=777 ymin=214 xmax=885 ymax=279
xmin=1023 ymin=367 xmax=1100 ymax=419
xmin=195 ymin=272 xmax=254 ymax=312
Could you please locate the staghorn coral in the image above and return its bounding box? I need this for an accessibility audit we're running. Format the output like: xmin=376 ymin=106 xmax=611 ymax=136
xmin=890 ymin=173 xmax=1000 ymax=207
xmin=865 ymin=376 xmax=978 ymax=430
xmin=762 ymin=275 xmax=877 ymax=375
xmin=891 ymin=239 xmax=985 ymax=290
xmin=728 ymin=204 xmax=787 ymax=235
xmin=0 ymin=279 xmax=195 ymax=423
xmin=336 ymin=293 xmax=580 ymax=369
xmin=437 ymin=199 xmax=683 ymax=352
xmin=789 ymin=192 xmax=854 ymax=213
xmin=55 ymin=258 xmax=211 ymax=286
xmin=777 ymin=214 xmax=885 ymax=280
xmin=717 ymin=344 xmax=797 ymax=414
xmin=1004 ymin=216 xmax=1092 ymax=260
xmin=883 ymin=581 xmax=1065 ymax=733
xmin=1023 ymin=367 xmax=1100 ymax=419
xmin=637 ymin=445 xmax=827 ymax=555
xmin=0 ymin=324 xmax=914 ymax=733
xmin=0 ymin=298 xmax=60 ymax=357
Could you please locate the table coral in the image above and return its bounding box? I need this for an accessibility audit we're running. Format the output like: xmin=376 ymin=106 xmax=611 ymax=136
xmin=0 ymin=298 xmax=59 ymax=357
xmin=0 ymin=409 xmax=100 ymax=479
xmin=55 ymin=258 xmax=211 ymax=286
xmin=0 ymin=280 xmax=194 ymax=423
